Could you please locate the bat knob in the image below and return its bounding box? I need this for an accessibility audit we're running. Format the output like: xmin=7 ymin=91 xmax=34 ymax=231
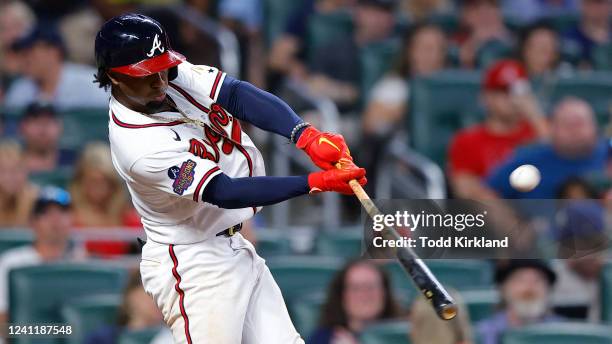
xmin=439 ymin=303 xmax=458 ymax=320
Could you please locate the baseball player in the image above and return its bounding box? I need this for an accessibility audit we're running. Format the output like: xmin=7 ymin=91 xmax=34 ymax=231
xmin=94 ymin=14 xmax=366 ymax=344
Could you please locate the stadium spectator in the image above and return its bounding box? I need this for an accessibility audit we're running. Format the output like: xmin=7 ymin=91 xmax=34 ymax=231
xmin=0 ymin=186 xmax=77 ymax=325
xmin=453 ymin=0 xmax=513 ymax=68
xmin=362 ymin=23 xmax=447 ymax=136
xmin=360 ymin=23 xmax=447 ymax=191
xmin=502 ymin=0 xmax=580 ymax=25
xmin=218 ymin=0 xmax=266 ymax=87
xmin=4 ymin=23 xmax=109 ymax=110
xmin=0 ymin=141 xmax=37 ymax=227
xmin=562 ymin=0 xmax=611 ymax=68
xmin=410 ymin=290 xmax=473 ymax=344
xmin=448 ymin=60 xmax=547 ymax=199
xmin=308 ymin=259 xmax=401 ymax=344
xmin=307 ymin=0 xmax=397 ymax=113
xmin=0 ymin=1 xmax=35 ymax=98
xmin=477 ymin=260 xmax=561 ymax=344
xmin=19 ymin=102 xmax=76 ymax=173
xmin=70 ymin=143 xmax=140 ymax=257
xmin=487 ymin=97 xmax=606 ymax=199
xmin=398 ymin=0 xmax=453 ymax=21
xmin=84 ymin=269 xmax=164 ymax=344
xmin=519 ymin=22 xmax=562 ymax=78
xmin=552 ymin=200 xmax=607 ymax=320
xmin=556 ymin=176 xmax=599 ymax=200
xmin=268 ymin=0 xmax=355 ymax=83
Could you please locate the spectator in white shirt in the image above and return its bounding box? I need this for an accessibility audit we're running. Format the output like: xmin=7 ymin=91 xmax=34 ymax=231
xmin=0 ymin=186 xmax=75 ymax=327
xmin=4 ymin=23 xmax=109 ymax=110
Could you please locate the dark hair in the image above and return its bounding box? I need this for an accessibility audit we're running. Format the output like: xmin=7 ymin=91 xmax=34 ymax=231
xmin=318 ymin=259 xmax=401 ymax=329
xmin=93 ymin=67 xmax=112 ymax=91
xmin=556 ymin=176 xmax=600 ymax=199
xmin=518 ymin=20 xmax=559 ymax=63
xmin=395 ymin=23 xmax=446 ymax=77
xmin=116 ymin=270 xmax=146 ymax=326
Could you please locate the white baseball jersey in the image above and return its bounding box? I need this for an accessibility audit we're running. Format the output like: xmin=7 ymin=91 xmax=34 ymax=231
xmin=108 ymin=61 xmax=265 ymax=244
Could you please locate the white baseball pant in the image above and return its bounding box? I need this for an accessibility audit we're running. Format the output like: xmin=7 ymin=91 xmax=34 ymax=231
xmin=139 ymin=233 xmax=304 ymax=343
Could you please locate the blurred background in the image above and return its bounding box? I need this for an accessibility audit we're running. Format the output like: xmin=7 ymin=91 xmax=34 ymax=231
xmin=0 ymin=0 xmax=611 ymax=343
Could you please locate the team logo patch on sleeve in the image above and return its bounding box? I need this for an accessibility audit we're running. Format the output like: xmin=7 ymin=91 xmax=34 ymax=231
xmin=168 ymin=159 xmax=197 ymax=195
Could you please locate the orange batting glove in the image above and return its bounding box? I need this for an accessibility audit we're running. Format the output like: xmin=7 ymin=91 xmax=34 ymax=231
xmin=296 ymin=126 xmax=352 ymax=170
xmin=308 ymin=167 xmax=367 ymax=195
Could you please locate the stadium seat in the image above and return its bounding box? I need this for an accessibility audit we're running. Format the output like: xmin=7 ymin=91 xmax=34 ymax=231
xmin=315 ymin=227 xmax=363 ymax=258
xmin=117 ymin=326 xmax=165 ymax=344
xmin=255 ymin=229 xmax=292 ymax=258
xmin=360 ymin=320 xmax=411 ymax=344
xmin=408 ymin=70 xmax=484 ymax=167
xmin=9 ymin=263 xmax=128 ymax=326
xmin=60 ymin=108 xmax=110 ymax=149
xmin=593 ymin=44 xmax=612 ymax=71
xmin=263 ymin=0 xmax=307 ymax=45
xmin=306 ymin=10 xmax=353 ymax=62
xmin=360 ymin=38 xmax=402 ymax=102
xmin=61 ymin=293 xmax=121 ymax=344
xmin=267 ymin=256 xmax=343 ymax=304
xmin=461 ymin=289 xmax=499 ymax=323
xmin=601 ymin=262 xmax=612 ymax=323
xmin=0 ymin=229 xmax=34 ymax=255
xmin=502 ymin=322 xmax=612 ymax=344
xmin=292 ymin=292 xmax=326 ymax=339
xmin=29 ymin=168 xmax=73 ymax=189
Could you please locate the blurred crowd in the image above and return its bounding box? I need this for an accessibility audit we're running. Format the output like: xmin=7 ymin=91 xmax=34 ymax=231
xmin=0 ymin=0 xmax=611 ymax=343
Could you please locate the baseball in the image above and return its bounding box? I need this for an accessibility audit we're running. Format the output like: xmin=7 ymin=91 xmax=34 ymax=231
xmin=509 ymin=164 xmax=541 ymax=192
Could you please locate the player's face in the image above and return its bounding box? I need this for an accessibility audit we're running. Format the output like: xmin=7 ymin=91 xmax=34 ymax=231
xmin=109 ymin=69 xmax=169 ymax=113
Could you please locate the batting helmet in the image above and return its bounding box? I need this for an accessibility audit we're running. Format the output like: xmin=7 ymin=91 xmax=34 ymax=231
xmin=483 ymin=59 xmax=528 ymax=92
xmin=95 ymin=13 xmax=185 ymax=77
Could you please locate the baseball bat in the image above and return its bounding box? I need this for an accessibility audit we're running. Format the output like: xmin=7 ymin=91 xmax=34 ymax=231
xmin=338 ymin=163 xmax=457 ymax=320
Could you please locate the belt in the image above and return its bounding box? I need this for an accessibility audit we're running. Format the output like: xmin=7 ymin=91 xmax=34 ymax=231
xmin=216 ymin=223 xmax=243 ymax=237
xmin=136 ymin=223 xmax=244 ymax=249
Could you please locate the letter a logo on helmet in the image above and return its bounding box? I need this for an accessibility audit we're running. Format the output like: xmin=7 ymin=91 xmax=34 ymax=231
xmin=147 ymin=34 xmax=165 ymax=57
xmin=95 ymin=13 xmax=185 ymax=77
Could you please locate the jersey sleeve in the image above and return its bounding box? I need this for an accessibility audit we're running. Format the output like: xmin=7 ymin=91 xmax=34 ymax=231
xmin=178 ymin=61 xmax=227 ymax=102
xmin=130 ymin=151 xmax=222 ymax=203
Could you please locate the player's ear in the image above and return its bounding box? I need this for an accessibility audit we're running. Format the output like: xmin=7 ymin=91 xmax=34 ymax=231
xmin=107 ymin=71 xmax=121 ymax=86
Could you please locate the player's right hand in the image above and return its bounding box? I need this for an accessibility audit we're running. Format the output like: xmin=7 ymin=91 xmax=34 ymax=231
xmin=308 ymin=167 xmax=367 ymax=195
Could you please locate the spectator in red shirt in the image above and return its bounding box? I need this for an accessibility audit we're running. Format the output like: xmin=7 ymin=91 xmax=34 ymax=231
xmin=448 ymin=59 xmax=548 ymax=199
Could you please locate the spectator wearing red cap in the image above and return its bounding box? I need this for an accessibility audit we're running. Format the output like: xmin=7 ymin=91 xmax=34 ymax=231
xmin=448 ymin=59 xmax=548 ymax=199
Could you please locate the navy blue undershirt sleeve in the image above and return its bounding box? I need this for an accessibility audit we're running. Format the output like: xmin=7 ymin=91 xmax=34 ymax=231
xmin=202 ymin=173 xmax=310 ymax=209
xmin=216 ymin=75 xmax=305 ymax=140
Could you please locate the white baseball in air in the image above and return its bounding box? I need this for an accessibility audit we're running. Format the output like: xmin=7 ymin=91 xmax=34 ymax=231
xmin=509 ymin=164 xmax=541 ymax=192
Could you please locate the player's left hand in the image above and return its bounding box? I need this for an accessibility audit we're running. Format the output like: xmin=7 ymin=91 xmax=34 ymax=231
xmin=296 ymin=126 xmax=352 ymax=170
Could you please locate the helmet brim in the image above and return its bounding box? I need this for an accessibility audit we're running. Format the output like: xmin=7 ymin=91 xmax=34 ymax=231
xmin=109 ymin=50 xmax=185 ymax=77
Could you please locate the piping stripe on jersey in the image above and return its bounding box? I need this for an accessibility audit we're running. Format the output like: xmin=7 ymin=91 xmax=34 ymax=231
xmin=193 ymin=166 xmax=221 ymax=202
xmin=168 ymin=83 xmax=255 ymax=179
xmin=169 ymin=245 xmax=193 ymax=344
xmin=210 ymin=70 xmax=223 ymax=99
xmin=169 ymin=82 xmax=210 ymax=114
xmin=111 ymin=111 xmax=184 ymax=129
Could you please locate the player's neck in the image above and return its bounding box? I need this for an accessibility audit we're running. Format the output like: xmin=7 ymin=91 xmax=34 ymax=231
xmin=112 ymin=88 xmax=176 ymax=115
